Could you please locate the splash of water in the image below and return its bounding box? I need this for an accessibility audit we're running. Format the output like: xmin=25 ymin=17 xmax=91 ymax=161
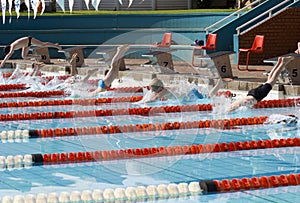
xmin=168 ymin=80 xmax=209 ymax=102
xmin=211 ymin=95 xmax=231 ymax=116
xmin=43 ymin=76 xmax=64 ymax=90
xmin=0 ymin=73 xmax=5 ymax=84
xmin=7 ymin=66 xmax=25 ymax=84
xmin=22 ymin=75 xmax=45 ymax=91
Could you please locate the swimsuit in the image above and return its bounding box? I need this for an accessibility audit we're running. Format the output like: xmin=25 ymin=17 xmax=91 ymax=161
xmin=183 ymin=88 xmax=204 ymax=102
xmin=247 ymin=83 xmax=272 ymax=102
xmin=188 ymin=88 xmax=204 ymax=99
xmin=98 ymin=79 xmax=107 ymax=89
xmin=27 ymin=36 xmax=32 ymax=47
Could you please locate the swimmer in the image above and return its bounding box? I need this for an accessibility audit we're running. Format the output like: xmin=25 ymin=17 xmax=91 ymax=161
xmin=29 ymin=62 xmax=46 ymax=77
xmin=264 ymin=114 xmax=298 ymax=127
xmin=89 ymin=44 xmax=130 ymax=95
xmin=68 ymin=52 xmax=79 ymax=76
xmin=1 ymin=36 xmax=61 ymax=68
xmin=228 ymin=56 xmax=294 ymax=112
xmin=140 ymin=77 xmax=224 ymax=103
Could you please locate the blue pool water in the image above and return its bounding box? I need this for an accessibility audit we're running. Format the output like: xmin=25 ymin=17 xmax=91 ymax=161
xmin=0 ymin=89 xmax=299 ymax=202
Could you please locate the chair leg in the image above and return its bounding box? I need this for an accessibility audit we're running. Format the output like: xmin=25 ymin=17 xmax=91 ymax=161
xmin=245 ymin=51 xmax=250 ymax=71
xmin=238 ymin=50 xmax=265 ymax=72
xmin=237 ymin=51 xmax=246 ymax=71
xmin=247 ymin=52 xmax=265 ymax=72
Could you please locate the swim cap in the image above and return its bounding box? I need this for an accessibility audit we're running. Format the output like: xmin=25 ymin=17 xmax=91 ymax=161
xmin=149 ymin=78 xmax=164 ymax=89
xmin=283 ymin=115 xmax=298 ymax=127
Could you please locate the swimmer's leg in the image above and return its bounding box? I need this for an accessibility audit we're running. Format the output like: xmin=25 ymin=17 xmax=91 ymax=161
xmin=103 ymin=44 xmax=130 ymax=86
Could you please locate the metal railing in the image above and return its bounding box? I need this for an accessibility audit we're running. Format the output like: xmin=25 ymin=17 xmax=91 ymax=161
xmin=236 ymin=0 xmax=297 ymax=35
xmin=205 ymin=0 xmax=264 ymax=34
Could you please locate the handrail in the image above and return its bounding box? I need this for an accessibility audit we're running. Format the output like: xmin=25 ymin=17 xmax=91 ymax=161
xmin=236 ymin=0 xmax=293 ymax=35
xmin=205 ymin=0 xmax=264 ymax=34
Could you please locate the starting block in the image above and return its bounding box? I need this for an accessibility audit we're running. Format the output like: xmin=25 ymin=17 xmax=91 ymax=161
xmin=196 ymin=51 xmax=234 ymax=78
xmin=31 ymin=47 xmax=51 ymax=64
xmin=59 ymin=46 xmax=85 ymax=67
xmin=141 ymin=50 xmax=176 ymax=73
xmin=282 ymin=57 xmax=300 ymax=85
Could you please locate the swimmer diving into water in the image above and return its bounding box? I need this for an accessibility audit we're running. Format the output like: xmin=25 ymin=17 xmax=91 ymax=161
xmin=228 ymin=56 xmax=294 ymax=112
xmin=1 ymin=36 xmax=61 ymax=68
xmin=89 ymin=44 xmax=130 ymax=95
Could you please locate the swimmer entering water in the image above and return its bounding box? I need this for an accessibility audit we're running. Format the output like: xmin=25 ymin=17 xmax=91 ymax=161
xmin=264 ymin=114 xmax=298 ymax=127
xmin=89 ymin=44 xmax=130 ymax=95
xmin=228 ymin=56 xmax=294 ymax=112
xmin=62 ymin=45 xmax=130 ymax=96
xmin=140 ymin=77 xmax=224 ymax=103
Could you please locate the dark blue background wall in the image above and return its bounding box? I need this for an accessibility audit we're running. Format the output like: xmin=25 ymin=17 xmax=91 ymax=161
xmin=0 ymin=13 xmax=233 ymax=58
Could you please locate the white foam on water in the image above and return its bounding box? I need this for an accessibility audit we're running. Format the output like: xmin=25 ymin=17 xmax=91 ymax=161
xmin=7 ymin=67 xmax=25 ymax=84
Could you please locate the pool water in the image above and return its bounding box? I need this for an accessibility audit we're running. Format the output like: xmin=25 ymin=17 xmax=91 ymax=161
xmin=0 ymin=84 xmax=299 ymax=202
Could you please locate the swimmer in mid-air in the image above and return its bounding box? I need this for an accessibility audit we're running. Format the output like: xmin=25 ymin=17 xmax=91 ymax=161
xmin=1 ymin=36 xmax=61 ymax=68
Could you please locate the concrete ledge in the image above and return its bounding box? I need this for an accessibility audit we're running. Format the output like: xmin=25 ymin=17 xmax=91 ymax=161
xmin=284 ymin=84 xmax=300 ymax=95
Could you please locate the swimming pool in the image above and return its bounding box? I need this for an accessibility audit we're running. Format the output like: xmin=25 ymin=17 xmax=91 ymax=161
xmin=0 ymin=78 xmax=299 ymax=203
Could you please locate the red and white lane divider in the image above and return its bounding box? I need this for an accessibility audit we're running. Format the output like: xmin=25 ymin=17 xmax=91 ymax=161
xmin=0 ymin=90 xmax=65 ymax=98
xmin=2 ymin=171 xmax=300 ymax=203
xmin=0 ymin=103 xmax=212 ymax=121
xmin=1 ymin=149 xmax=300 ymax=202
xmin=0 ymin=115 xmax=267 ymax=140
xmin=32 ymin=116 xmax=267 ymax=138
xmin=0 ymin=84 xmax=28 ymax=91
xmin=0 ymin=83 xmax=144 ymax=94
xmin=0 ymin=137 xmax=297 ymax=170
xmin=200 ymin=173 xmax=300 ymax=194
xmin=254 ymin=98 xmax=300 ymax=108
xmin=0 ymin=95 xmax=144 ymax=108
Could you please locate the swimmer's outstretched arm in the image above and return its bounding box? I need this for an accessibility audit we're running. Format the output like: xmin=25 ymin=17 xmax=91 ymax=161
xmin=142 ymin=88 xmax=169 ymax=103
xmin=227 ymin=96 xmax=256 ymax=113
xmin=1 ymin=49 xmax=13 ymax=68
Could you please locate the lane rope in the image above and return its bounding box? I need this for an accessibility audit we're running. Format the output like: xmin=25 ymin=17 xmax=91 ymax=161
xmin=0 ymin=103 xmax=212 ymax=121
xmin=0 ymin=144 xmax=298 ymax=171
xmin=0 ymin=115 xmax=267 ymax=140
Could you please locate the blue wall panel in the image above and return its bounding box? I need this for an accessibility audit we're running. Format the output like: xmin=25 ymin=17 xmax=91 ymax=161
xmin=0 ymin=13 xmax=230 ymax=58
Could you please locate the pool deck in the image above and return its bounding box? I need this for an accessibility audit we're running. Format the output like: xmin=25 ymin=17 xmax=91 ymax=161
xmin=5 ymin=58 xmax=300 ymax=99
